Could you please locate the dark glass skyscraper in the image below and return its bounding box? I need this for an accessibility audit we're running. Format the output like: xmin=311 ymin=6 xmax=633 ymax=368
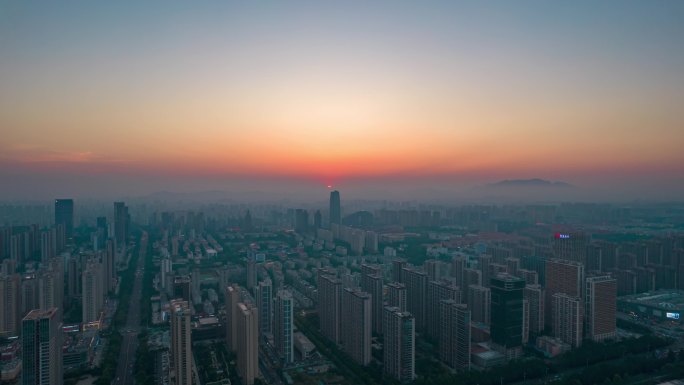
xmin=22 ymin=308 xmax=62 ymax=385
xmin=54 ymin=199 xmax=74 ymax=238
xmin=114 ymin=201 xmax=129 ymax=246
xmin=329 ymin=190 xmax=341 ymax=225
xmin=490 ymin=274 xmax=525 ymax=357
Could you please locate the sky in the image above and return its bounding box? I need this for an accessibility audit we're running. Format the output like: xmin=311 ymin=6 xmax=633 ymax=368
xmin=1 ymin=1 xmax=683 ymax=201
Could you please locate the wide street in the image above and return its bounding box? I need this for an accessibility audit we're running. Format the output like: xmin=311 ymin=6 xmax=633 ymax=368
xmin=113 ymin=234 xmax=147 ymax=385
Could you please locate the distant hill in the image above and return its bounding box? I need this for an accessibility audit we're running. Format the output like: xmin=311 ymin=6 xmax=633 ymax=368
xmin=490 ymin=178 xmax=572 ymax=188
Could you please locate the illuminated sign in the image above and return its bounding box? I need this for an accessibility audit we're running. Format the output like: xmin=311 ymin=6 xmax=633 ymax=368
xmin=666 ymin=312 xmax=680 ymax=320
xmin=554 ymin=233 xmax=571 ymax=239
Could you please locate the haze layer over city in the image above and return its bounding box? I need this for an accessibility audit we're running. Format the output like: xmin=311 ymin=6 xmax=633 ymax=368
xmin=1 ymin=2 xmax=684 ymax=385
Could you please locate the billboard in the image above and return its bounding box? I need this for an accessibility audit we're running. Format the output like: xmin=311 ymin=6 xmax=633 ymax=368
xmin=666 ymin=312 xmax=680 ymax=320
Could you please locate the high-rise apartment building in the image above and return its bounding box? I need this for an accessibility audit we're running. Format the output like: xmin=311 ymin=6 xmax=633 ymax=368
xmin=552 ymin=293 xmax=583 ymax=347
xmin=463 ymin=268 xmax=482 ymax=299
xmin=329 ymin=190 xmax=341 ymax=225
xmin=585 ymin=275 xmax=617 ymax=342
xmin=451 ymin=256 xmax=466 ymax=287
xmin=479 ymin=254 xmax=492 ymax=288
xmin=425 ymin=259 xmax=446 ymax=281
xmin=522 ymin=299 xmax=530 ymax=344
xmin=173 ymin=275 xmax=191 ymax=302
xmin=21 ymin=275 xmax=38 ymax=316
xmin=256 ymin=278 xmax=273 ymax=334
xmin=439 ymin=300 xmax=471 ymax=370
xmin=402 ymin=267 xmax=428 ymax=331
xmin=467 ymin=285 xmax=491 ymax=325
xmin=524 ymin=284 xmax=544 ymax=338
xmin=426 ymin=280 xmax=461 ymax=339
xmin=392 ymin=259 xmax=407 ymax=283
xmin=341 ymin=288 xmax=372 ymax=365
xmin=22 ymin=308 xmax=62 ymax=385
xmin=490 ymin=274 xmax=525 ymax=359
xmin=361 ymin=264 xmax=384 ymax=334
xmin=383 ymin=306 xmax=415 ymax=382
xmin=318 ymin=274 xmax=342 ymax=344
xmin=274 ymin=290 xmax=294 ymax=363
xmin=67 ymin=257 xmax=79 ymax=300
xmin=236 ymin=302 xmax=259 ymax=385
xmin=518 ymin=268 xmax=539 ymax=285
xmin=553 ymin=232 xmax=589 ymax=264
xmin=38 ymin=270 xmax=62 ymax=317
xmin=82 ymin=261 xmax=103 ymax=324
xmin=387 ymin=282 xmax=407 ymax=312
xmin=247 ymin=256 xmax=257 ymax=291
xmin=40 ymin=230 xmax=54 ymax=264
xmin=225 ymin=284 xmax=241 ymax=352
xmin=55 ymin=199 xmax=74 ymax=239
xmin=170 ymin=300 xmax=192 ymax=385
xmin=545 ymin=259 xmax=584 ymax=330
xmin=0 ymin=274 xmax=21 ymax=337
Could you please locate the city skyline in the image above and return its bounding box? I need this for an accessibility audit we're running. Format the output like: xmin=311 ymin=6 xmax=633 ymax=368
xmin=2 ymin=1 xmax=684 ymax=201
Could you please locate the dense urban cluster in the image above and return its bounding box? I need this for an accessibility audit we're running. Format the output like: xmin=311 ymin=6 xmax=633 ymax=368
xmin=1 ymin=195 xmax=684 ymax=385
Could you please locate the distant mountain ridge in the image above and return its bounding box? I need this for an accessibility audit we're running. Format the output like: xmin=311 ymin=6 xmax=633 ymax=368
xmin=490 ymin=178 xmax=573 ymax=188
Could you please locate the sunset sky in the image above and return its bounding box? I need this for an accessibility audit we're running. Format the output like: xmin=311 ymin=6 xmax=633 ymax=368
xmin=1 ymin=1 xmax=683 ymax=200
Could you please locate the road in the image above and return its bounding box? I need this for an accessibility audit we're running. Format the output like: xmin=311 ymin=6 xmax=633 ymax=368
xmin=113 ymin=234 xmax=147 ymax=385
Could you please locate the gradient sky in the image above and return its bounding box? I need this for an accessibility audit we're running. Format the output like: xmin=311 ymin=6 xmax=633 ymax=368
xmin=1 ymin=1 xmax=683 ymax=200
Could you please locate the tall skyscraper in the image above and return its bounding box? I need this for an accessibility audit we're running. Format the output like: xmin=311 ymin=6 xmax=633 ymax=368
xmin=274 ymin=290 xmax=294 ymax=363
xmin=341 ymin=288 xmax=372 ymax=365
xmin=329 ymin=190 xmax=341 ymax=226
xmin=295 ymin=209 xmax=309 ymax=234
xmin=170 ymin=300 xmax=192 ymax=385
xmin=383 ymin=306 xmax=415 ymax=382
xmin=552 ymin=293 xmax=583 ymax=347
xmin=224 ymin=285 xmax=241 ymax=352
xmin=402 ymin=267 xmax=428 ymax=331
xmin=426 ymin=280 xmax=461 ymax=339
xmin=314 ymin=210 xmax=322 ymax=229
xmin=360 ymin=264 xmax=384 ymax=334
xmin=387 ymin=282 xmax=407 ymax=312
xmin=439 ymin=300 xmax=471 ymax=371
xmin=54 ymin=199 xmax=74 ymax=239
xmin=236 ymin=302 xmax=259 ymax=385
xmin=114 ymin=201 xmax=129 ymax=247
xmin=22 ymin=308 xmax=62 ymax=385
xmin=585 ymin=275 xmax=617 ymax=342
xmin=0 ymin=274 xmax=21 ymax=337
xmin=545 ymin=259 xmax=584 ymax=330
xmin=256 ymin=278 xmax=273 ymax=335
xmin=490 ymin=274 xmax=525 ymax=359
xmin=318 ymin=274 xmax=342 ymax=344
